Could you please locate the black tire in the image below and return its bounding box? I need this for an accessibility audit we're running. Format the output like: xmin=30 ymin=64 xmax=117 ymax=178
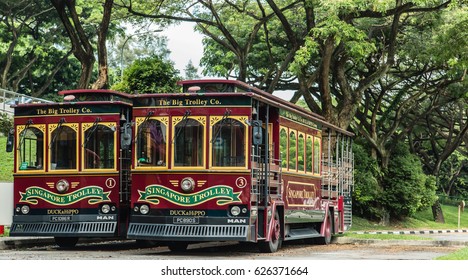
xmin=135 ymin=240 xmax=159 ymax=248
xmin=168 ymin=241 xmax=189 ymax=252
xmin=54 ymin=237 xmax=79 ymax=248
xmin=258 ymin=211 xmax=282 ymax=253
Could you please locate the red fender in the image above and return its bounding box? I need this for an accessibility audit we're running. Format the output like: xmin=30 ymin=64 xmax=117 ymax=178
xmin=264 ymin=201 xmax=283 ymax=242
xmin=320 ymin=202 xmax=331 ymax=237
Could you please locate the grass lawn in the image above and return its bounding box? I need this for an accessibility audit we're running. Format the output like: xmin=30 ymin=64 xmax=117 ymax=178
xmin=0 ymin=136 xmax=14 ymax=182
xmin=436 ymin=247 xmax=468 ymax=260
xmin=351 ymin=204 xmax=468 ymax=232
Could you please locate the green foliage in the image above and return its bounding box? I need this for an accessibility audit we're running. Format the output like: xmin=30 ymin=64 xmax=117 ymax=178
xmin=112 ymin=56 xmax=181 ymax=93
xmin=381 ymin=144 xmax=438 ymax=220
xmin=352 ymin=142 xmax=384 ymax=220
xmin=0 ymin=136 xmax=14 ymax=182
xmin=0 ymin=113 xmax=13 ymax=136
xmin=438 ymin=151 xmax=468 ymax=197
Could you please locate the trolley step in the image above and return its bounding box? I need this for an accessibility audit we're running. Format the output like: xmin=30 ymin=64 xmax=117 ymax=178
xmin=285 ymin=227 xmax=321 ymax=241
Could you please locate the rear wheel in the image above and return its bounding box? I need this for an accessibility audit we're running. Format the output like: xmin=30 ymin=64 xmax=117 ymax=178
xmin=318 ymin=213 xmax=333 ymax=245
xmin=54 ymin=237 xmax=78 ymax=248
xmin=258 ymin=211 xmax=282 ymax=253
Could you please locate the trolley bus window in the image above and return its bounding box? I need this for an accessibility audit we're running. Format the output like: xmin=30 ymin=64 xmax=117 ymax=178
xmin=298 ymin=133 xmax=305 ymax=172
xmin=289 ymin=130 xmax=297 ymax=171
xmin=314 ymin=137 xmax=321 ymax=174
xmin=137 ymin=119 xmax=166 ymax=167
xmin=306 ymin=136 xmax=313 ymax=173
xmin=279 ymin=127 xmax=287 ymax=169
xmin=174 ymin=118 xmax=204 ymax=167
xmin=84 ymin=124 xmax=115 ymax=169
xmin=212 ymin=118 xmax=245 ymax=167
xmin=18 ymin=127 xmax=44 ymax=170
xmin=50 ymin=126 xmax=77 ymax=170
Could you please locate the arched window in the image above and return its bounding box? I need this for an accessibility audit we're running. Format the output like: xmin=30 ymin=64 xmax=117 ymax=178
xmin=18 ymin=127 xmax=44 ymax=170
xmin=174 ymin=118 xmax=204 ymax=167
xmin=212 ymin=118 xmax=245 ymax=167
xmin=50 ymin=126 xmax=77 ymax=170
xmin=137 ymin=119 xmax=167 ymax=167
xmin=84 ymin=124 xmax=115 ymax=169
xmin=298 ymin=133 xmax=305 ymax=172
xmin=288 ymin=130 xmax=297 ymax=171
xmin=279 ymin=127 xmax=288 ymax=169
xmin=306 ymin=136 xmax=313 ymax=173
xmin=314 ymin=137 xmax=321 ymax=174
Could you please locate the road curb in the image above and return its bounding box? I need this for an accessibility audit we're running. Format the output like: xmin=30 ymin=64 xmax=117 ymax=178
xmin=351 ymin=229 xmax=468 ymax=235
xmin=334 ymin=236 xmax=468 ymax=247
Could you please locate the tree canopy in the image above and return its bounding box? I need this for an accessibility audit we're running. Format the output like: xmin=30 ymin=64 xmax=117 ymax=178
xmin=0 ymin=0 xmax=466 ymax=223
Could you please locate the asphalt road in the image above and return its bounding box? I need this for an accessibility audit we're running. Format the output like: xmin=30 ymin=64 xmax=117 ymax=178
xmin=2 ymin=232 xmax=468 ymax=260
xmin=1 ymin=234 xmax=466 ymax=280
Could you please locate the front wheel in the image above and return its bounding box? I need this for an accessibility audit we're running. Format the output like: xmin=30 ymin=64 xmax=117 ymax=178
xmin=168 ymin=241 xmax=189 ymax=252
xmin=258 ymin=211 xmax=282 ymax=253
xmin=54 ymin=237 xmax=79 ymax=248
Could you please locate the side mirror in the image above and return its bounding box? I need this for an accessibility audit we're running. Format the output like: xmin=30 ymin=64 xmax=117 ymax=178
xmin=6 ymin=128 xmax=14 ymax=153
xmin=252 ymin=120 xmax=263 ymax=145
xmin=120 ymin=122 xmax=132 ymax=150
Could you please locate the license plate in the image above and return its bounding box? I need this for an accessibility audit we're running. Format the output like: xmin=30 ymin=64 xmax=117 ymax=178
xmin=173 ymin=217 xmax=199 ymax=224
xmin=50 ymin=216 xmax=72 ymax=222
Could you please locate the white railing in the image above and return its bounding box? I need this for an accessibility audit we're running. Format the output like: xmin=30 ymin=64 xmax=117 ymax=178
xmin=0 ymin=88 xmax=53 ymax=115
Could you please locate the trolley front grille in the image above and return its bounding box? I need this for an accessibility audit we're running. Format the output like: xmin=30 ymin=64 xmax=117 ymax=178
xmin=127 ymin=223 xmax=248 ymax=241
xmin=10 ymin=222 xmax=116 ymax=236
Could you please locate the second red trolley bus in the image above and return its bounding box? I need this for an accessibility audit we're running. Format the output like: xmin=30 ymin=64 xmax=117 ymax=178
xmin=127 ymin=79 xmax=353 ymax=253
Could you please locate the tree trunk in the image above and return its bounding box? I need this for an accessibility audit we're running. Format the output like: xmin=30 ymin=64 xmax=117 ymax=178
xmin=431 ymin=199 xmax=445 ymax=223
xmin=51 ymin=0 xmax=95 ymax=89
xmin=379 ymin=208 xmax=390 ymax=226
xmin=91 ymin=0 xmax=113 ymax=89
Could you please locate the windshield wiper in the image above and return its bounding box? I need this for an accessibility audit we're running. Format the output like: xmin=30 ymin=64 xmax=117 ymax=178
xmin=18 ymin=119 xmax=33 ymax=150
xmin=134 ymin=111 xmax=154 ymax=142
xmin=83 ymin=117 xmax=102 ymax=147
xmin=172 ymin=110 xmax=191 ymax=143
xmin=49 ymin=118 xmax=66 ymax=148
xmin=211 ymin=109 xmax=231 ymax=143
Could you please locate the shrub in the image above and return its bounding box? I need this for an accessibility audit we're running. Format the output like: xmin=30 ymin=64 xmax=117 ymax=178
xmin=352 ymin=143 xmax=384 ymax=220
xmin=0 ymin=113 xmax=13 ymax=136
xmin=112 ymin=56 xmax=181 ymax=94
xmin=381 ymin=144 xmax=438 ymax=220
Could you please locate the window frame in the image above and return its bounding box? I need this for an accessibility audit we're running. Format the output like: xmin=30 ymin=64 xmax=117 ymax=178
xmin=134 ymin=116 xmax=169 ymax=170
xmin=313 ymin=135 xmax=322 ymax=175
xmin=288 ymin=129 xmax=297 ymax=171
xmin=297 ymin=132 xmax=306 ymax=173
xmin=171 ymin=116 xmax=206 ymax=170
xmin=15 ymin=124 xmax=46 ymax=173
xmin=81 ymin=122 xmax=118 ymax=172
xmin=209 ymin=115 xmax=248 ymax=170
xmin=48 ymin=123 xmax=79 ymax=173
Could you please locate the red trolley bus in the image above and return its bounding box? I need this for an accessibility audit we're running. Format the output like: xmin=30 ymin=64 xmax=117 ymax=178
xmin=127 ymin=79 xmax=354 ymax=253
xmin=7 ymin=89 xmax=134 ymax=247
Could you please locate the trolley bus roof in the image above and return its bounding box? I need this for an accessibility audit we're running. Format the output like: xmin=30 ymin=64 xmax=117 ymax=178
xmin=177 ymin=79 xmax=354 ymax=137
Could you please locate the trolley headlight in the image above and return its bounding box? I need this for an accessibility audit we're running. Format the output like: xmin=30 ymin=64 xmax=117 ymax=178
xmin=181 ymin=177 xmax=195 ymax=193
xmin=231 ymin=206 xmax=241 ymax=216
xmin=101 ymin=204 xmax=111 ymax=214
xmin=21 ymin=205 xmax=30 ymax=215
xmin=56 ymin=179 xmax=70 ymax=194
xmin=139 ymin=204 xmax=150 ymax=215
